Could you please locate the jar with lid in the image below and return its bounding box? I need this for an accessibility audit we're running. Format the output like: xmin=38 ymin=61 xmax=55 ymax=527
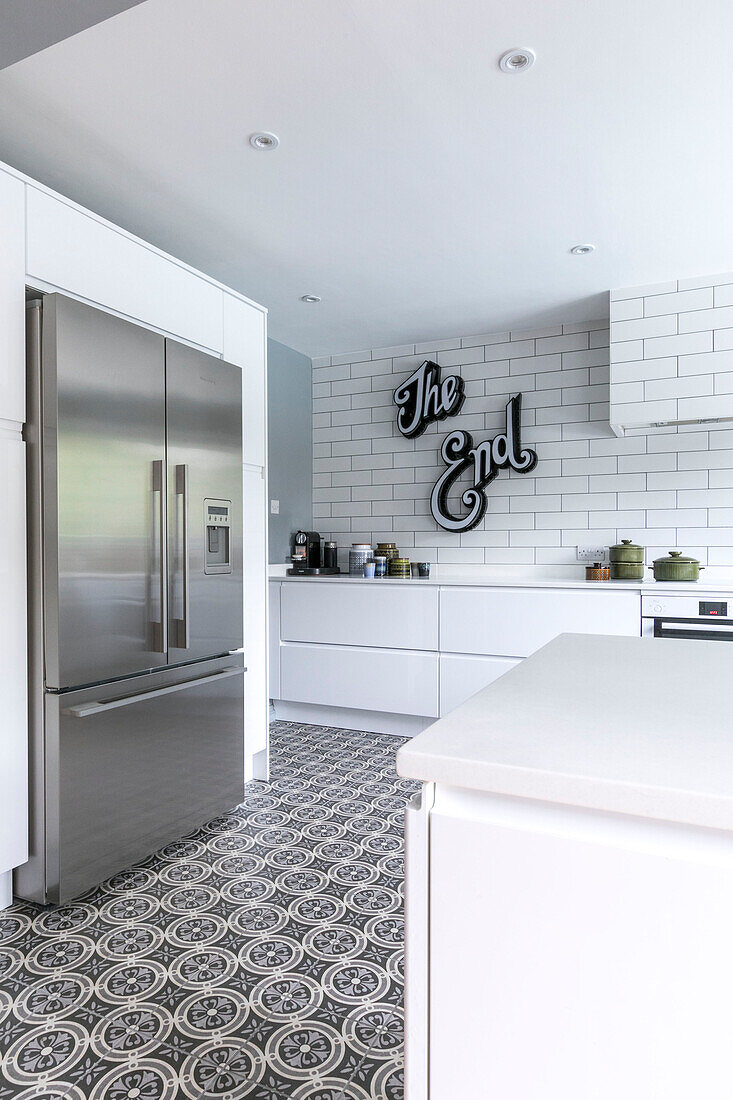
xmin=349 ymin=544 xmax=372 ymax=576
xmin=323 ymin=541 xmax=338 ymax=570
xmin=376 ymin=542 xmax=399 ymax=564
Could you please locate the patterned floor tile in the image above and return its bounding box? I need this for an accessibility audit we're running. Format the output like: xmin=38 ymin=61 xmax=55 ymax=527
xmin=347 ymin=1047 xmax=405 ymax=1100
xmin=0 ymin=722 xmax=418 ymax=1100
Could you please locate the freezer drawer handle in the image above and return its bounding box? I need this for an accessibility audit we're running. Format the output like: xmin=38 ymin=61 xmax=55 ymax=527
xmin=61 ymin=666 xmax=245 ymax=719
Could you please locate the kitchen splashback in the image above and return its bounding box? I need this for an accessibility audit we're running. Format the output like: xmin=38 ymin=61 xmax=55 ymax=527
xmin=312 ymin=318 xmax=733 ymax=569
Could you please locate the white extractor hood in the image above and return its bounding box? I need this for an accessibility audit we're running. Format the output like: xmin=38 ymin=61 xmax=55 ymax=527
xmin=609 ymin=275 xmax=733 ymax=436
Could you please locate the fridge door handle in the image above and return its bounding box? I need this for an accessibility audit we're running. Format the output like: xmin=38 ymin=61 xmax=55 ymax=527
xmin=172 ymin=463 xmax=190 ymax=649
xmin=151 ymin=460 xmax=168 ymax=653
xmin=61 ymin=666 xmax=245 ymax=718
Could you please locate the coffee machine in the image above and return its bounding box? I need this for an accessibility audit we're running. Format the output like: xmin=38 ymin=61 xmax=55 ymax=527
xmin=288 ymin=530 xmax=340 ymax=575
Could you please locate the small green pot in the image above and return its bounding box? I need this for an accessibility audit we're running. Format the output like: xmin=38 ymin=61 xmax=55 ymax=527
xmin=610 ymin=561 xmax=645 ymax=581
xmin=649 ymin=551 xmax=704 ymax=582
xmin=609 ymin=538 xmax=644 ymax=565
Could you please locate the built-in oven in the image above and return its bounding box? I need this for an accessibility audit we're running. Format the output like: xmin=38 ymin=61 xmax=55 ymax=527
xmin=642 ymin=594 xmax=733 ymax=642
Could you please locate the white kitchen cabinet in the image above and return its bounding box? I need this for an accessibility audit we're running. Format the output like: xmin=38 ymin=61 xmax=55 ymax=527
xmin=420 ymin=785 xmax=733 ymax=1100
xmin=281 ymin=582 xmax=439 ymax=651
xmin=243 ymin=466 xmax=269 ymax=780
xmin=280 ymin=642 xmax=439 ymax=717
xmin=268 ymin=580 xmax=281 ymax=700
xmin=0 ymin=436 xmax=27 ymax=882
xmin=439 ymin=653 xmax=519 ymax=715
xmin=270 ymin=579 xmax=643 ymax=734
xmin=25 ymin=187 xmax=223 ymax=352
xmin=0 ymin=170 xmax=26 ymax=424
xmin=223 ymin=293 xmax=267 ymax=467
xmin=223 ymin=292 xmax=269 ymax=778
xmin=440 ymin=586 xmax=640 ymax=658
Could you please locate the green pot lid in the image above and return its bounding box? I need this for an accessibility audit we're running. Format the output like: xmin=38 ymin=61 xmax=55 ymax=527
xmin=610 ymin=538 xmax=643 ymax=552
xmin=653 ymin=550 xmax=700 ymax=564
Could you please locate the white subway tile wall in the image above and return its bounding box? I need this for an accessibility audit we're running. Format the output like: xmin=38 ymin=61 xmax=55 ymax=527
xmin=610 ymin=273 xmax=733 ymax=430
xmin=313 ymin=314 xmax=733 ymax=568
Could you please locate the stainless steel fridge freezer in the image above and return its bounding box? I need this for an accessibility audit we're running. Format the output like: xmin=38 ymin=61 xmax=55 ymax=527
xmin=17 ymin=294 xmax=245 ymax=904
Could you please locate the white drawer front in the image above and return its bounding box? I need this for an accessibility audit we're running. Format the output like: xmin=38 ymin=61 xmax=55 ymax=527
xmin=280 ymin=643 xmax=439 ymax=717
xmin=281 ymin=583 xmax=439 ymax=651
xmin=440 ymin=587 xmax=640 ymax=658
xmin=26 ymin=188 xmax=223 ymax=352
xmin=439 ymin=654 xmax=520 ymax=716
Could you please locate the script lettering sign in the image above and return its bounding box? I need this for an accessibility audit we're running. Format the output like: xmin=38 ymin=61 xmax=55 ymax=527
xmin=393 ymin=360 xmax=465 ymax=438
xmin=429 ymin=394 xmax=538 ymax=532
xmin=391 ymin=361 xmax=539 ymax=533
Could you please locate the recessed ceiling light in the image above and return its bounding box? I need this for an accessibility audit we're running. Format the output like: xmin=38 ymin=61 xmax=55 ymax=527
xmin=499 ymin=48 xmax=536 ymax=73
xmin=249 ymin=131 xmax=279 ymax=150
xmin=570 ymin=244 xmax=596 ymax=255
xmin=300 ymin=294 xmax=321 ymax=303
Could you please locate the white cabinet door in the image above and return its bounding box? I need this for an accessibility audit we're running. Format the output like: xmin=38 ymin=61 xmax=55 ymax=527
xmin=0 ymin=436 xmax=27 ymax=874
xmin=280 ymin=642 xmax=439 ymax=717
xmin=26 ymin=187 xmax=223 ymax=351
xmin=440 ymin=587 xmax=640 ymax=658
xmin=222 ymin=294 xmax=267 ymax=467
xmin=428 ymin=787 xmax=733 ymax=1100
xmin=268 ymin=581 xmax=281 ymax=700
xmin=281 ymin=582 xmax=439 ymax=651
xmin=405 ymin=784 xmax=433 ymax=1100
xmin=439 ymin=654 xmax=520 ymax=716
xmin=244 ymin=467 xmax=268 ymax=779
xmin=0 ymin=170 xmax=26 ymax=423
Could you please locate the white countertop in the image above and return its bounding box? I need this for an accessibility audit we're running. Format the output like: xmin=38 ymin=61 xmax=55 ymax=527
xmin=396 ymin=633 xmax=733 ymax=831
xmin=269 ymin=565 xmax=733 ymax=594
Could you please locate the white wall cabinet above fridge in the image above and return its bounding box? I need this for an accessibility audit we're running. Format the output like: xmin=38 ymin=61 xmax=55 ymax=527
xmin=25 ymin=187 xmax=225 ymax=353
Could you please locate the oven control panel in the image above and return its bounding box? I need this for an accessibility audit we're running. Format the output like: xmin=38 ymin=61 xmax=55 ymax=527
xmin=642 ymin=594 xmax=732 ymax=620
xmin=699 ymin=601 xmax=728 ymax=617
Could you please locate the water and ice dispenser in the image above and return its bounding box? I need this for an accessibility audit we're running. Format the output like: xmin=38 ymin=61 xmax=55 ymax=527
xmin=204 ymin=498 xmax=232 ymax=574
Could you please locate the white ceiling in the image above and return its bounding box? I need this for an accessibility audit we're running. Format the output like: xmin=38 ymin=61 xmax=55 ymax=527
xmin=0 ymin=0 xmax=731 ymax=358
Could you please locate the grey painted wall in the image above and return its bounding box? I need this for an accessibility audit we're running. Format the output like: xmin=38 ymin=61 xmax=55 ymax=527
xmin=267 ymin=338 xmax=313 ymax=562
xmin=0 ymin=1 xmax=148 ymax=70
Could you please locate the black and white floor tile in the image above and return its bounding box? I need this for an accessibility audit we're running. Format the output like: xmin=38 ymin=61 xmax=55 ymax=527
xmin=0 ymin=722 xmax=418 ymax=1099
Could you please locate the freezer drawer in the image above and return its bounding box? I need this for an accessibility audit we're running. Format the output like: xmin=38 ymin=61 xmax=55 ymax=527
xmin=36 ymin=656 xmax=244 ymax=904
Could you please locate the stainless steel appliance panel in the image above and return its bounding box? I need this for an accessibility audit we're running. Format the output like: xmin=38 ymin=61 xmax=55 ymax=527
xmin=166 ymin=339 xmax=243 ymax=663
xmin=41 ymin=294 xmax=167 ymax=688
xmin=45 ymin=654 xmax=244 ymax=903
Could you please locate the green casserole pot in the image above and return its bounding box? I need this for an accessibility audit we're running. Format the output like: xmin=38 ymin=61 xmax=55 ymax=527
xmin=609 ymin=538 xmax=644 ymax=564
xmin=649 ymin=550 xmax=704 ymax=582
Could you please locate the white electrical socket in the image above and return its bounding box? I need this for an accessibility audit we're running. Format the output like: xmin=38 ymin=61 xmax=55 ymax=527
xmin=270 ymin=499 xmax=280 ymax=515
xmin=577 ymin=545 xmax=608 ymax=562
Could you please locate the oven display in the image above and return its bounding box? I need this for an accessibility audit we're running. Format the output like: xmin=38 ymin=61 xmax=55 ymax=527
xmin=699 ymin=601 xmax=728 ymax=617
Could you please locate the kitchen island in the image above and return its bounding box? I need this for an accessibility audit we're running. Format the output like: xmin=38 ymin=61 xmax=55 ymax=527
xmin=396 ymin=633 xmax=733 ymax=1100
